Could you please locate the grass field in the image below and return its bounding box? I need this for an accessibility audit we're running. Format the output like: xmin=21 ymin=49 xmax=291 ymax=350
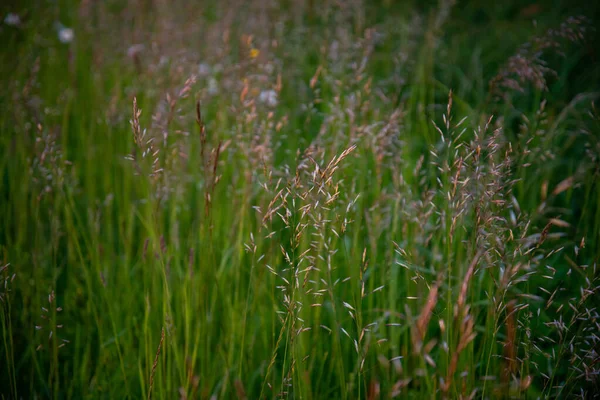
xmin=1 ymin=0 xmax=600 ymax=398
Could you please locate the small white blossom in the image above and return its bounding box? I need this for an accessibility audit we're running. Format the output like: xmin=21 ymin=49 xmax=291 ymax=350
xmin=198 ymin=63 xmax=211 ymax=77
xmin=58 ymin=26 xmax=74 ymax=43
xmin=207 ymin=78 xmax=219 ymax=95
xmin=4 ymin=13 xmax=21 ymax=26
xmin=263 ymin=63 xmax=274 ymax=74
xmin=329 ymin=40 xmax=339 ymax=61
xmin=158 ymin=56 xmax=169 ymax=67
xmin=127 ymin=44 xmax=145 ymax=59
xmin=259 ymin=90 xmax=278 ymax=108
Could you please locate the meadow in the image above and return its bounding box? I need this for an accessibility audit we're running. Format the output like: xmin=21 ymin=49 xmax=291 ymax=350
xmin=1 ymin=0 xmax=599 ymax=398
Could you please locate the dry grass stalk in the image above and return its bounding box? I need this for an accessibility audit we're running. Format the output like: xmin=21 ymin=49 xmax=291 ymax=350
xmin=234 ymin=379 xmax=247 ymax=400
xmin=195 ymin=101 xmax=223 ymax=218
xmin=443 ymin=306 xmax=476 ymax=393
xmin=148 ymin=327 xmax=165 ymax=400
xmin=501 ymin=301 xmax=517 ymax=389
xmin=455 ymin=249 xmax=484 ymax=316
xmin=367 ymin=379 xmax=380 ymax=400
xmin=442 ymin=251 xmax=483 ymax=393
xmin=412 ymin=280 xmax=440 ymax=353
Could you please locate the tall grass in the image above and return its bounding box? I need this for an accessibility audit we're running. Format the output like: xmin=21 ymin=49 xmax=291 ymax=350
xmin=1 ymin=0 xmax=599 ymax=398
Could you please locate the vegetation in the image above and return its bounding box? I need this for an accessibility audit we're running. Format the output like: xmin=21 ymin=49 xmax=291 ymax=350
xmin=1 ymin=1 xmax=599 ymax=398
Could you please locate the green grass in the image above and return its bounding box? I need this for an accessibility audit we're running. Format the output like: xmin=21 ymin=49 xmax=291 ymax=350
xmin=1 ymin=0 xmax=599 ymax=398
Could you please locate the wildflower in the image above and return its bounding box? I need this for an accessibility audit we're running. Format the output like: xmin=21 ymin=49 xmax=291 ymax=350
xmin=56 ymin=24 xmax=74 ymax=43
xmin=158 ymin=56 xmax=169 ymax=67
xmin=127 ymin=44 xmax=145 ymax=59
xmin=198 ymin=63 xmax=211 ymax=77
xmin=207 ymin=78 xmax=219 ymax=95
xmin=259 ymin=90 xmax=278 ymax=108
xmin=4 ymin=13 xmax=21 ymax=27
xmin=250 ymin=48 xmax=260 ymax=59
xmin=263 ymin=63 xmax=274 ymax=74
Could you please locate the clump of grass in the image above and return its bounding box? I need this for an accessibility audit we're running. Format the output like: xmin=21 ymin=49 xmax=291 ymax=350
xmin=1 ymin=1 xmax=599 ymax=398
xmin=489 ymin=15 xmax=592 ymax=101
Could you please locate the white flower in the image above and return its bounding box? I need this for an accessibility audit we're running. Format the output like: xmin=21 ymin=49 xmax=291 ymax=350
xmin=127 ymin=44 xmax=145 ymax=59
xmin=263 ymin=63 xmax=274 ymax=74
xmin=4 ymin=13 xmax=21 ymax=26
xmin=207 ymin=78 xmax=219 ymax=95
xmin=198 ymin=63 xmax=211 ymax=77
xmin=259 ymin=90 xmax=278 ymax=108
xmin=329 ymin=40 xmax=339 ymax=61
xmin=158 ymin=56 xmax=169 ymax=67
xmin=58 ymin=27 xmax=74 ymax=43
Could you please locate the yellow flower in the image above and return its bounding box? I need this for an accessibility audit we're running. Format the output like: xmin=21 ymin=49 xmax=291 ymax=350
xmin=250 ymin=48 xmax=260 ymax=59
